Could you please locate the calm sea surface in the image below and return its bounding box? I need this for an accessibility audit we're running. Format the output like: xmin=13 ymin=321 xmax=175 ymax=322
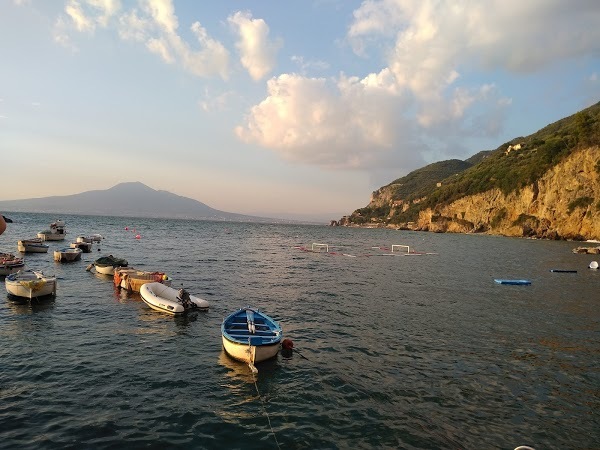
xmin=0 ymin=212 xmax=599 ymax=449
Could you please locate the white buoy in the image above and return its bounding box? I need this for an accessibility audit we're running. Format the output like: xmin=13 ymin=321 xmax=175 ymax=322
xmin=589 ymin=260 xmax=598 ymax=270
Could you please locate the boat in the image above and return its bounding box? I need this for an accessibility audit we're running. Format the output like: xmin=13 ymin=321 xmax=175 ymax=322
xmin=18 ymin=238 xmax=49 ymax=253
xmin=76 ymin=234 xmax=103 ymax=244
xmin=70 ymin=241 xmax=92 ymax=253
xmin=549 ymin=269 xmax=577 ymax=273
xmin=113 ymin=267 xmax=172 ymax=292
xmin=140 ymin=282 xmax=209 ymax=315
xmin=92 ymin=255 xmax=128 ymax=275
xmin=221 ymin=307 xmax=283 ymax=369
xmin=5 ymin=270 xmax=57 ymax=299
xmin=53 ymin=247 xmax=82 ymax=262
xmin=494 ymin=279 xmax=531 ymax=285
xmin=0 ymin=253 xmax=25 ymax=276
xmin=37 ymin=219 xmax=67 ymax=241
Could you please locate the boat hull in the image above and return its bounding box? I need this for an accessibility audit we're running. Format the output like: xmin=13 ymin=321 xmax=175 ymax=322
xmin=140 ymin=282 xmax=209 ymax=315
xmin=0 ymin=254 xmax=24 ymax=276
xmin=70 ymin=242 xmax=92 ymax=253
xmin=221 ymin=336 xmax=281 ymax=364
xmin=94 ymin=264 xmax=116 ymax=275
xmin=5 ymin=271 xmax=57 ymax=299
xmin=114 ymin=268 xmax=172 ymax=292
xmin=18 ymin=241 xmax=49 ymax=253
xmin=53 ymin=248 xmax=82 ymax=262
xmin=0 ymin=263 xmax=25 ymax=276
xmin=38 ymin=232 xmax=66 ymax=241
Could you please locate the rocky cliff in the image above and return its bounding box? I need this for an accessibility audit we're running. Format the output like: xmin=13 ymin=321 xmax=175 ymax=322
xmin=337 ymin=146 xmax=600 ymax=240
xmin=415 ymin=146 xmax=600 ymax=240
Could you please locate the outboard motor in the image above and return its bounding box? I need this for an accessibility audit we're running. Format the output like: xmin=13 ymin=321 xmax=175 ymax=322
xmin=178 ymin=288 xmax=194 ymax=310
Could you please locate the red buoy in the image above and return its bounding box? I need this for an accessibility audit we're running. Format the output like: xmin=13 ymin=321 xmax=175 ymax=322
xmin=282 ymin=339 xmax=294 ymax=350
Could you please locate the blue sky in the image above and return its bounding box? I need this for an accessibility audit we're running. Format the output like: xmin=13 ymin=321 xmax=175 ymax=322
xmin=1 ymin=0 xmax=599 ymax=221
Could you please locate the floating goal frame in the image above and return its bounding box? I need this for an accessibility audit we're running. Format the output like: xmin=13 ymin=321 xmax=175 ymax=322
xmin=311 ymin=243 xmax=329 ymax=252
xmin=391 ymin=244 xmax=410 ymax=253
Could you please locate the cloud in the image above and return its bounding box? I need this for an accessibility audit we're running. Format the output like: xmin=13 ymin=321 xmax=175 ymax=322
xmin=199 ymin=89 xmax=236 ymax=112
xmin=55 ymin=0 xmax=229 ymax=79
xmin=291 ymin=55 xmax=330 ymax=74
xmin=237 ymin=0 xmax=600 ymax=172
xmin=228 ymin=11 xmax=282 ymax=81
xmin=235 ymin=71 xmax=417 ymax=169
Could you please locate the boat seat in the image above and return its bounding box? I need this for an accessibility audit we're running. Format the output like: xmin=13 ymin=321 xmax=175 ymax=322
xmin=226 ymin=332 xmax=277 ymax=339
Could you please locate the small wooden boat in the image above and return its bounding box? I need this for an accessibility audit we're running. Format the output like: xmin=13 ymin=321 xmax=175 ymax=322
xmin=92 ymin=255 xmax=128 ymax=275
xmin=113 ymin=267 xmax=172 ymax=292
xmin=221 ymin=307 xmax=283 ymax=368
xmin=18 ymin=238 xmax=49 ymax=253
xmin=494 ymin=279 xmax=531 ymax=285
xmin=70 ymin=241 xmax=92 ymax=253
xmin=37 ymin=219 xmax=67 ymax=241
xmin=5 ymin=270 xmax=57 ymax=299
xmin=0 ymin=253 xmax=25 ymax=276
xmin=140 ymin=282 xmax=209 ymax=315
xmin=53 ymin=247 xmax=82 ymax=262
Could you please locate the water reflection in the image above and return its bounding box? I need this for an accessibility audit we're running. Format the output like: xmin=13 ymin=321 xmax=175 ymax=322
xmin=4 ymin=295 xmax=56 ymax=314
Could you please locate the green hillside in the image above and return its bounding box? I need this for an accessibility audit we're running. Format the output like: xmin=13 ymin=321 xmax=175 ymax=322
xmin=384 ymin=159 xmax=473 ymax=200
xmin=347 ymin=100 xmax=600 ymax=225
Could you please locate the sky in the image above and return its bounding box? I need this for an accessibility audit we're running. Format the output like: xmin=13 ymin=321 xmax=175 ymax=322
xmin=1 ymin=0 xmax=600 ymax=222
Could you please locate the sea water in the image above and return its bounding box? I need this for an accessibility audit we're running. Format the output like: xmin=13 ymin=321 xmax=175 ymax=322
xmin=0 ymin=212 xmax=598 ymax=449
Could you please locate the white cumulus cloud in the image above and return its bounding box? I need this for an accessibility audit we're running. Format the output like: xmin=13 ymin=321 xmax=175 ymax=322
xmin=236 ymin=72 xmax=414 ymax=169
xmin=228 ymin=11 xmax=282 ymax=81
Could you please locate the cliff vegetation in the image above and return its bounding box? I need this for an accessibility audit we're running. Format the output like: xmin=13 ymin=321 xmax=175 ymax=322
xmin=337 ymin=101 xmax=600 ymax=240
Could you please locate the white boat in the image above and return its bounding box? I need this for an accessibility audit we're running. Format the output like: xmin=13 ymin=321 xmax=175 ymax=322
xmin=76 ymin=234 xmax=103 ymax=244
xmin=53 ymin=247 xmax=82 ymax=262
xmin=0 ymin=253 xmax=25 ymax=276
xmin=18 ymin=238 xmax=50 ymax=253
xmin=221 ymin=307 xmax=283 ymax=368
xmin=114 ymin=267 xmax=172 ymax=292
xmin=70 ymin=241 xmax=92 ymax=253
xmin=37 ymin=219 xmax=67 ymax=241
xmin=5 ymin=270 xmax=57 ymax=299
xmin=140 ymin=282 xmax=209 ymax=315
xmin=91 ymin=255 xmax=128 ymax=275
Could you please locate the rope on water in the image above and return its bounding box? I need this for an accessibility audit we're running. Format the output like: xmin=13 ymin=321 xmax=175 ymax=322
xmin=252 ymin=375 xmax=282 ymax=450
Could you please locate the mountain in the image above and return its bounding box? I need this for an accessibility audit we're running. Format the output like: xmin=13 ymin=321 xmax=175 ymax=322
xmin=337 ymin=101 xmax=600 ymax=240
xmin=0 ymin=182 xmax=278 ymax=222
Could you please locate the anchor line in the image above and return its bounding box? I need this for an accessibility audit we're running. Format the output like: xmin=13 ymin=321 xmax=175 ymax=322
xmin=253 ymin=376 xmax=282 ymax=450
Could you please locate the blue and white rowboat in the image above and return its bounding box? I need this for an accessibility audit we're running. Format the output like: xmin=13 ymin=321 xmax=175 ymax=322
xmin=221 ymin=307 xmax=283 ymax=367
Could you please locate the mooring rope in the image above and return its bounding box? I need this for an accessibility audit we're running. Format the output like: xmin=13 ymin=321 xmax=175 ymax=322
xmin=252 ymin=375 xmax=281 ymax=450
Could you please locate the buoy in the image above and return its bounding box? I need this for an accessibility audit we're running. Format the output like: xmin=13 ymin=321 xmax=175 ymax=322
xmin=590 ymin=261 xmax=599 ymax=270
xmin=135 ymin=234 xmax=141 ymax=239
xmin=281 ymin=338 xmax=294 ymax=358
xmin=162 ymin=274 xmax=168 ymax=280
xmin=125 ymin=226 xmax=129 ymax=230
